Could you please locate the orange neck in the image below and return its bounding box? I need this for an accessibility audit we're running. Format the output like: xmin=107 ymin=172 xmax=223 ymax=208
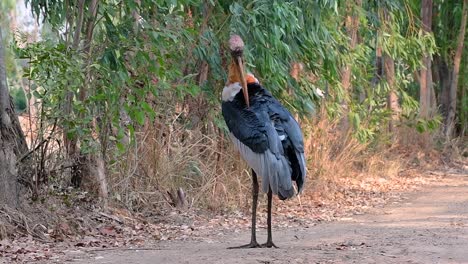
xmin=227 ymin=59 xmax=241 ymax=84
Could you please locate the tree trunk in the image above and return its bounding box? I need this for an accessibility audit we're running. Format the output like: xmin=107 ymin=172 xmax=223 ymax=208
xmin=340 ymin=0 xmax=361 ymax=93
xmin=461 ymin=59 xmax=467 ymax=136
xmin=85 ymin=0 xmax=109 ymax=202
xmin=371 ymin=38 xmax=383 ymax=88
xmin=339 ymin=0 xmax=362 ymax=131
xmin=72 ymin=0 xmax=86 ymax=49
xmin=420 ymin=56 xmax=431 ymax=117
xmin=384 ymin=54 xmax=400 ymax=133
xmin=63 ymin=0 xmax=86 ymax=157
xmin=70 ymin=0 xmax=108 ymax=202
xmin=445 ymin=0 xmax=468 ymax=137
xmin=420 ymin=0 xmax=434 ymax=118
xmin=434 ymin=56 xmax=452 ymax=117
xmin=380 ymin=9 xmax=400 ymax=133
xmin=366 ymin=33 xmax=383 ymax=107
xmin=0 ymin=28 xmax=28 ymax=208
xmin=9 ymin=9 xmax=17 ymax=33
xmin=428 ymin=62 xmax=437 ymax=116
xmin=131 ymin=0 xmax=142 ymax=32
xmin=0 ymin=137 xmax=20 ymax=209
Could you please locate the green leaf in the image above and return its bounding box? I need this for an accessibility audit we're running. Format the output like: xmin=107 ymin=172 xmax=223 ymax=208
xmin=32 ymin=90 xmax=43 ymax=99
xmin=135 ymin=110 xmax=145 ymax=126
xmin=116 ymin=142 xmax=125 ymax=153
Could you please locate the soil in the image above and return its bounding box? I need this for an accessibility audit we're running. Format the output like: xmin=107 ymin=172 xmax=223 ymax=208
xmin=64 ymin=173 xmax=468 ymax=264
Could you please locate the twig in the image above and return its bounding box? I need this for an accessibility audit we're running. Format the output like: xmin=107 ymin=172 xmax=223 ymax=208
xmin=16 ymin=121 xmax=57 ymax=163
xmin=0 ymin=207 xmax=51 ymax=243
xmin=98 ymin=212 xmax=123 ymax=224
xmin=16 ymin=138 xmax=49 ymax=163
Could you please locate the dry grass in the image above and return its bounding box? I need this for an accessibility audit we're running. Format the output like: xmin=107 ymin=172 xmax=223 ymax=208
xmin=107 ymin=109 xmax=252 ymax=212
xmin=106 ymin=105 xmax=435 ymax=214
xmin=299 ymin=114 xmax=407 ymax=202
xmin=17 ymin=101 xmax=450 ymax=216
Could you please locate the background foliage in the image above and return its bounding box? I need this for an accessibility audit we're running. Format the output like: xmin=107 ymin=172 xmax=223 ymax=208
xmin=1 ymin=0 xmax=467 ymax=210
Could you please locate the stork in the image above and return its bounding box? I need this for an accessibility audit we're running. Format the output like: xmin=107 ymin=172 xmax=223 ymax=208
xmin=222 ymin=35 xmax=306 ymax=248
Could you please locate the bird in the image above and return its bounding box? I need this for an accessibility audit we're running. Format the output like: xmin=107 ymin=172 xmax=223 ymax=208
xmin=222 ymin=35 xmax=306 ymax=248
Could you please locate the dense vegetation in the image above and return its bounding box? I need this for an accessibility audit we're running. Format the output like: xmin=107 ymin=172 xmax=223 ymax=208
xmin=1 ymin=0 xmax=467 ymax=212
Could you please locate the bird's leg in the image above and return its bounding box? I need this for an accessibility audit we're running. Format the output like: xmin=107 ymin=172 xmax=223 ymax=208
xmin=228 ymin=170 xmax=261 ymax=249
xmin=262 ymin=187 xmax=278 ymax=248
xmin=249 ymin=170 xmax=260 ymax=246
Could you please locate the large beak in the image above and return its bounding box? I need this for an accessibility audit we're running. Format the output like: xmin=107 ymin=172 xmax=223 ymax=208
xmin=235 ymin=56 xmax=249 ymax=108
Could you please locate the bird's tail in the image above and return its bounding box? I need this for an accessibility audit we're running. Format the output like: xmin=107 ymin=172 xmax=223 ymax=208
xmin=261 ymin=151 xmax=295 ymax=200
xmin=295 ymin=150 xmax=306 ymax=193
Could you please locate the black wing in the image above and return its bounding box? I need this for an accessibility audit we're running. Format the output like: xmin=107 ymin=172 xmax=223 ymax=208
xmin=222 ymin=83 xmax=306 ymax=198
xmin=267 ymin=97 xmax=306 ymax=192
xmin=221 ymin=101 xmax=269 ymax=153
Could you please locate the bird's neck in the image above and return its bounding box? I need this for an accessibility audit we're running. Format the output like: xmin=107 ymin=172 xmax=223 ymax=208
xmin=227 ymin=60 xmax=242 ymax=85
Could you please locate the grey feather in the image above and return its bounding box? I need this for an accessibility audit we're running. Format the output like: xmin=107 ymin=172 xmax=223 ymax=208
xmin=296 ymin=150 xmax=306 ymax=192
xmin=283 ymin=116 xmax=305 ymax=152
xmin=229 ymin=133 xmax=294 ymax=198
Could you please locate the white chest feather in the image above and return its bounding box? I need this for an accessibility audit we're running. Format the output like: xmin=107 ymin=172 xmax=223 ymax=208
xmin=222 ymin=82 xmax=242 ymax=102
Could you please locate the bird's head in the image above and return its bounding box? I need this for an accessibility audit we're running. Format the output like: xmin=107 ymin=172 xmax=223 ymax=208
xmin=227 ymin=35 xmax=250 ymax=107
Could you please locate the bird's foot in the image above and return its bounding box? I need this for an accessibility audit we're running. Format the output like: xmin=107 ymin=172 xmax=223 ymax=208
xmin=261 ymin=241 xmax=278 ymax=248
xmin=227 ymin=241 xmax=262 ymax=249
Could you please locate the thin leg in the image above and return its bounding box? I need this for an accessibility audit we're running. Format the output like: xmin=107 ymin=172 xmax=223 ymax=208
xmin=250 ymin=170 xmax=259 ymax=244
xmin=262 ymin=187 xmax=278 ymax=248
xmin=228 ymin=170 xmax=261 ymax=249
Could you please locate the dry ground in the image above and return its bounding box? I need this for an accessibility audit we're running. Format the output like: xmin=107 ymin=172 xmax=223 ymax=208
xmin=58 ymin=172 xmax=468 ymax=264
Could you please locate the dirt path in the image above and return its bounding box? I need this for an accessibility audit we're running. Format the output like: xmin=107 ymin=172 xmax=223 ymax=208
xmin=69 ymin=174 xmax=468 ymax=264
